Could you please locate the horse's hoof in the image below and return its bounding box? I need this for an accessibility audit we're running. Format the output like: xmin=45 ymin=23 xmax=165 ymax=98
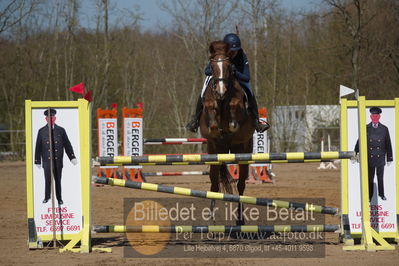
xmin=229 ymin=121 xmax=239 ymax=132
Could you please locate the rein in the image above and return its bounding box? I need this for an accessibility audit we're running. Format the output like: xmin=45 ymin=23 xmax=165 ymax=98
xmin=213 ymin=77 xmax=229 ymax=83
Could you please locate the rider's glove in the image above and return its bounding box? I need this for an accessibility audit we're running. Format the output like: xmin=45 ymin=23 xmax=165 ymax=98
xmin=231 ymin=64 xmax=237 ymax=76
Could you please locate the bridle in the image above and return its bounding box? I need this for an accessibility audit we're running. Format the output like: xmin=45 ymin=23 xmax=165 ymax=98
xmin=210 ymin=56 xmax=231 ymax=84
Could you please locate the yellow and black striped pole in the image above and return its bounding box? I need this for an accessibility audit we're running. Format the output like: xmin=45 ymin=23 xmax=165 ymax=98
xmin=97 ymin=151 xmax=354 ymax=166
xmin=94 ymin=177 xmax=339 ymax=215
xmin=93 ymin=224 xmax=340 ymax=233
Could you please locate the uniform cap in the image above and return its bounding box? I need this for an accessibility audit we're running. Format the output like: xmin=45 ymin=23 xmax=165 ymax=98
xmin=44 ymin=108 xmax=57 ymax=116
xmin=369 ymin=107 xmax=382 ymax=114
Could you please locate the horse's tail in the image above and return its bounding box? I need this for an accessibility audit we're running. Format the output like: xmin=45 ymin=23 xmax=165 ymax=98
xmin=220 ymin=163 xmax=234 ymax=195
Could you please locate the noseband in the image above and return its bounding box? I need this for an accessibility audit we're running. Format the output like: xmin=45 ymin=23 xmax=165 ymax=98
xmin=210 ymin=57 xmax=230 ymax=62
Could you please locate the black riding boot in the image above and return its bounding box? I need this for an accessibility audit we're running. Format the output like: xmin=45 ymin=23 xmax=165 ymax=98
xmin=248 ymin=94 xmax=270 ymax=133
xmin=186 ymin=96 xmax=203 ymax=133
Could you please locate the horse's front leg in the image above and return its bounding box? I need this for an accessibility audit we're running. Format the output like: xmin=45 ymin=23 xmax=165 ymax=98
xmin=204 ymin=100 xmax=219 ymax=135
xmin=229 ymin=97 xmax=240 ymax=132
xmin=236 ymin=164 xmax=248 ymax=225
xmin=209 ymin=164 xmax=220 ymax=224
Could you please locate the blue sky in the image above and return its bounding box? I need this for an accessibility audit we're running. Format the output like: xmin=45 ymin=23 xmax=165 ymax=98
xmin=79 ymin=0 xmax=320 ymax=30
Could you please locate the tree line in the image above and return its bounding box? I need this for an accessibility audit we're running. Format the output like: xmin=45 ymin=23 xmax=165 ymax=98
xmin=0 ymin=0 xmax=398 ymax=157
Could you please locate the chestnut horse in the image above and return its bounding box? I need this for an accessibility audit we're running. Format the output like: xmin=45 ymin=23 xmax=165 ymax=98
xmin=199 ymin=41 xmax=255 ymax=224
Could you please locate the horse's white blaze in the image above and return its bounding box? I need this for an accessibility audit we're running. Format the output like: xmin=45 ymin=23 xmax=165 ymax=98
xmin=217 ymin=61 xmax=225 ymax=95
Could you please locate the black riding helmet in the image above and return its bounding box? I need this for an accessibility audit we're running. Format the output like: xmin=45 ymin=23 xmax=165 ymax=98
xmin=223 ymin=33 xmax=241 ymax=51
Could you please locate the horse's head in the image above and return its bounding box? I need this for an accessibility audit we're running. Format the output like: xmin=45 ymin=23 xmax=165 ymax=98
xmin=209 ymin=41 xmax=234 ymax=99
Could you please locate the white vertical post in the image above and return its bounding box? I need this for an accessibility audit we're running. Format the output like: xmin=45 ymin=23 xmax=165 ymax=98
xmin=318 ymin=139 xmax=326 ymax=169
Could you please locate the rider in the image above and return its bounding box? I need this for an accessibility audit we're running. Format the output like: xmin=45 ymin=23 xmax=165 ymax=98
xmin=186 ymin=33 xmax=269 ymax=133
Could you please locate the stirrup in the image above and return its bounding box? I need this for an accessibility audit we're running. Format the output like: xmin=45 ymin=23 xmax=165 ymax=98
xmin=255 ymin=121 xmax=270 ymax=133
